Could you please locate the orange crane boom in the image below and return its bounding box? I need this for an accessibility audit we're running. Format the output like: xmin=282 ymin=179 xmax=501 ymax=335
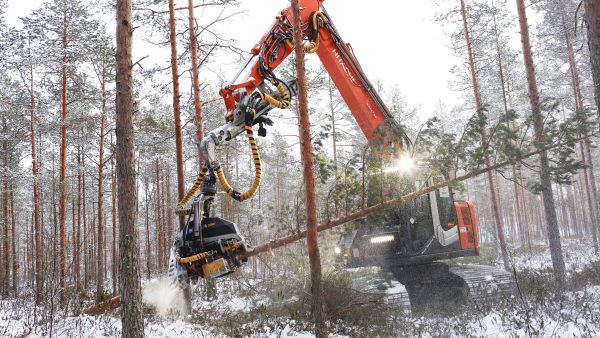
xmin=219 ymin=0 xmax=406 ymax=151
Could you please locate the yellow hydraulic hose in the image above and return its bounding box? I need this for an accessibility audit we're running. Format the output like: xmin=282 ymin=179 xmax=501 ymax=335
xmin=175 ymin=164 xmax=209 ymax=215
xmin=217 ymin=111 xmax=262 ymax=202
xmin=257 ymin=81 xmax=290 ymax=109
xmin=286 ymin=11 xmax=327 ymax=54
xmin=176 ymin=249 xmax=212 ymax=264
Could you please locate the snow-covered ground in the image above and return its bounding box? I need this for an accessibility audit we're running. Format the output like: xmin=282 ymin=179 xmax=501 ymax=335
xmin=2 ymin=239 xmax=599 ymax=337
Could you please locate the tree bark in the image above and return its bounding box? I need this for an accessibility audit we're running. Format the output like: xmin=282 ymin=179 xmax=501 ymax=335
xmin=460 ymin=0 xmax=509 ymax=270
xmin=112 ymin=164 xmax=118 ymax=294
xmin=2 ymin=140 xmax=10 ymax=298
xmin=155 ymin=159 xmax=163 ymax=272
xmin=290 ymin=1 xmax=326 ymax=336
xmin=585 ymin=140 xmax=600 ymax=252
xmin=10 ymin=185 xmax=17 ymax=295
xmin=168 ymin=0 xmax=186 ymax=230
xmin=166 ymin=172 xmax=173 ymax=247
xmin=82 ymin=144 xmax=89 ymax=289
xmin=59 ymin=8 xmax=69 ymax=304
xmin=188 ymin=0 xmax=204 ymax=164
xmin=115 ymin=0 xmax=144 ymax=335
xmin=144 ymin=175 xmax=152 ymax=278
xmin=160 ymin=170 xmax=167 ymax=269
xmin=29 ymin=64 xmax=43 ymax=303
xmin=516 ymin=0 xmax=566 ymax=285
xmin=584 ymin=0 xmax=600 ymax=127
xmin=97 ymin=75 xmax=107 ymax=303
xmin=75 ymin=149 xmax=82 ymax=291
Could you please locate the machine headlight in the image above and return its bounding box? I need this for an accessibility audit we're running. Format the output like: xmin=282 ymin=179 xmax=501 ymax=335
xmin=369 ymin=235 xmax=395 ymax=244
xmin=396 ymin=155 xmax=415 ymax=173
xmin=379 ymin=155 xmax=415 ymax=175
xmin=334 ymin=246 xmax=342 ymax=255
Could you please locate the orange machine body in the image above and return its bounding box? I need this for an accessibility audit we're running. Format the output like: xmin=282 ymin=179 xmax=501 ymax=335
xmin=455 ymin=200 xmax=480 ymax=255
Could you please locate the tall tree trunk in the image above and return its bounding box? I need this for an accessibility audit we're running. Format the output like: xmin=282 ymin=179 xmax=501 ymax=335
xmin=493 ymin=6 xmax=527 ymax=249
xmin=116 ymin=0 xmax=144 ymax=334
xmin=75 ymin=148 xmax=82 ymax=291
xmin=579 ymin=142 xmax=598 ymax=251
xmin=166 ymin=172 xmax=173 ymax=248
xmin=516 ymin=0 xmax=566 ymax=285
xmin=10 ymin=185 xmax=17 ymax=294
xmin=585 ymin=140 xmax=600 ymax=248
xmin=460 ymin=0 xmax=509 ymax=270
xmin=2 ymin=139 xmax=9 ymax=298
xmin=112 ymin=164 xmax=118 ymax=294
xmin=188 ymin=0 xmax=205 ymax=164
xmin=563 ymin=10 xmax=600 ymax=249
xmin=290 ymin=1 xmax=326 ymax=336
xmin=144 ymin=175 xmax=152 ymax=278
xmin=584 ymin=0 xmax=600 ymax=126
xmin=59 ymin=13 xmax=69 ymax=304
xmin=97 ymin=77 xmax=107 ymax=303
xmin=82 ymin=144 xmax=89 ymax=289
xmin=160 ymin=170 xmax=167 ymax=269
xmin=567 ymin=185 xmax=580 ymax=237
xmin=155 ymin=160 xmax=163 ymax=272
xmin=168 ymin=0 xmax=186 ymax=230
xmin=29 ymin=64 xmax=43 ymax=303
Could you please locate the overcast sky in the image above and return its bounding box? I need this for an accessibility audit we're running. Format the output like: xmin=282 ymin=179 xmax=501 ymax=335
xmin=4 ymin=0 xmax=469 ymax=118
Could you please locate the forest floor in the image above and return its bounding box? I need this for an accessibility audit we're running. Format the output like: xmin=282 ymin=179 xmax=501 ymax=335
xmin=1 ymin=238 xmax=600 ymax=337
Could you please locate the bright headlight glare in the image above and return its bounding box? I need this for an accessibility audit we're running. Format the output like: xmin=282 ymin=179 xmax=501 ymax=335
xmin=397 ymin=155 xmax=414 ymax=173
xmin=379 ymin=156 xmax=415 ymax=175
xmin=334 ymin=247 xmax=342 ymax=254
xmin=369 ymin=235 xmax=395 ymax=244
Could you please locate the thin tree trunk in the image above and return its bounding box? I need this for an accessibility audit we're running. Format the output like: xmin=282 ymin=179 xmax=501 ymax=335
xmin=59 ymin=13 xmax=69 ymax=303
xmin=82 ymin=144 xmax=89 ymax=289
xmin=291 ymin=1 xmax=326 ymax=336
xmin=144 ymin=175 xmax=152 ymax=278
xmin=188 ymin=0 xmax=204 ymax=164
xmin=567 ymin=185 xmax=580 ymax=237
xmin=2 ymin=140 xmax=10 ymax=298
xmin=585 ymin=140 xmax=600 ymax=246
xmin=97 ymin=77 xmax=107 ymax=303
xmin=579 ymin=141 xmax=598 ymax=251
xmin=460 ymin=0 xmax=509 ymax=270
xmin=10 ymin=185 xmax=17 ymax=294
xmin=563 ymin=10 xmax=600 ymax=249
xmin=155 ymin=160 xmax=163 ymax=272
xmin=75 ymin=149 xmax=82 ymax=291
xmin=112 ymin=163 xmax=118 ymax=294
xmin=584 ymin=0 xmax=600 ymax=126
xmin=29 ymin=64 xmax=43 ymax=303
xmin=160 ymin=169 xmax=167 ymax=270
xmin=166 ymin=172 xmax=173 ymax=248
xmin=115 ymin=0 xmax=144 ymax=334
xmin=516 ymin=0 xmax=566 ymax=285
xmin=168 ymin=0 xmax=186 ymax=230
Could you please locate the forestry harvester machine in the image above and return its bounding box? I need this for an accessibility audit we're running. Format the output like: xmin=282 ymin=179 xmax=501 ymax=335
xmin=168 ymin=0 xmax=515 ymax=310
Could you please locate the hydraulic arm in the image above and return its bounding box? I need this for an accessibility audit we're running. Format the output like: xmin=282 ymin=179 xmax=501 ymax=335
xmin=170 ymin=0 xmax=409 ymax=281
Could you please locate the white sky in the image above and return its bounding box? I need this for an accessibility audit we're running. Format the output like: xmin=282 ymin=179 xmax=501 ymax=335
xmin=5 ymin=0 xmax=464 ymax=118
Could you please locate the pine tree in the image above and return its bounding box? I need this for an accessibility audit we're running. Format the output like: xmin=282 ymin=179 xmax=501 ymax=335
xmin=116 ymin=0 xmax=144 ymax=335
xmin=459 ymin=0 xmax=510 ymax=271
xmin=291 ymin=1 xmax=326 ymax=336
xmin=515 ymin=0 xmax=566 ymax=286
